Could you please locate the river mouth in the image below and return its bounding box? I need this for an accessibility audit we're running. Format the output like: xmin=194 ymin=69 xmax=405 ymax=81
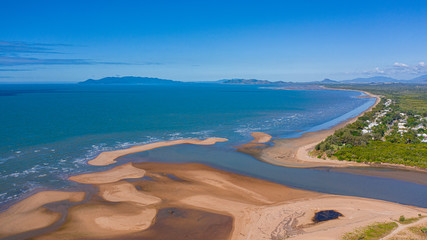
xmin=122 ymin=144 xmax=427 ymax=208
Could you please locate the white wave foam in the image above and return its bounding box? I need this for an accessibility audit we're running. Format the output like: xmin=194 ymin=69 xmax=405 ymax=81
xmin=0 ymin=155 xmax=16 ymax=164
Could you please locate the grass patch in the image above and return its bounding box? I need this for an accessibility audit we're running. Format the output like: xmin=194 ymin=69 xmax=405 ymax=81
xmin=398 ymin=215 xmax=424 ymax=224
xmin=342 ymin=222 xmax=398 ymax=240
xmin=408 ymin=226 xmax=427 ymax=237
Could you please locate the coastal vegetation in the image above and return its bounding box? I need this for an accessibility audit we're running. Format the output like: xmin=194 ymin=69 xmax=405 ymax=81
xmin=314 ymin=84 xmax=427 ymax=168
xmin=342 ymin=221 xmax=398 ymax=240
xmin=397 ymin=215 xmax=424 ymax=225
xmin=342 ymin=215 xmax=425 ymax=239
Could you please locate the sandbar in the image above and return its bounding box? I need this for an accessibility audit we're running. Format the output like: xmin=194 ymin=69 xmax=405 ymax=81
xmin=88 ymin=137 xmax=228 ymax=166
xmin=236 ymin=132 xmax=272 ymax=149
xmin=69 ymin=163 xmax=145 ymax=184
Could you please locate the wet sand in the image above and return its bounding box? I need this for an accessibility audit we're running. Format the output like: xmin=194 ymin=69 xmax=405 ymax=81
xmin=112 ymin=207 xmax=233 ymax=240
xmin=1 ymin=162 xmax=426 ymax=240
xmin=0 ymin=191 xmax=85 ymax=238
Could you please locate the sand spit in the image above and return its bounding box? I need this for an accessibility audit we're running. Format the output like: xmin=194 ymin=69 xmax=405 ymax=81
xmin=256 ymin=90 xmax=381 ymax=168
xmin=88 ymin=137 xmax=228 ymax=166
xmin=260 ymin=129 xmax=370 ymax=168
xmin=0 ymin=191 xmax=85 ymax=238
xmin=7 ymin=162 xmax=420 ymax=240
xmin=69 ymin=163 xmax=145 ymax=184
xmin=250 ymin=132 xmax=272 ymax=144
xmin=237 ymin=132 xmax=272 ymax=149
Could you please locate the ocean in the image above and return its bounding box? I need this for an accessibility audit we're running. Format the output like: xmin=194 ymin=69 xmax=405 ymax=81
xmin=1 ymin=83 xmax=426 ymax=208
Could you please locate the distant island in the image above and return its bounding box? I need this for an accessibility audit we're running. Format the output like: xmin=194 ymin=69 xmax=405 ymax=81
xmin=79 ymin=76 xmax=180 ymax=85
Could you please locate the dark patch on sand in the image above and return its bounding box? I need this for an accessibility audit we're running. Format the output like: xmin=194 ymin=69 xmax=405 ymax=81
xmin=313 ymin=210 xmax=343 ymax=223
xmin=108 ymin=207 xmax=233 ymax=240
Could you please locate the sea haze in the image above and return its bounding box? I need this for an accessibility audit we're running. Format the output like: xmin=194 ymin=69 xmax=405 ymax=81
xmin=0 ymin=83 xmax=375 ymax=207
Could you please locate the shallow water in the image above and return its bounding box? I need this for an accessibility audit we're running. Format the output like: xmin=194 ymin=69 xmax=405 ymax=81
xmin=119 ymin=144 xmax=427 ymax=208
xmin=0 ymin=83 xmax=382 ymax=207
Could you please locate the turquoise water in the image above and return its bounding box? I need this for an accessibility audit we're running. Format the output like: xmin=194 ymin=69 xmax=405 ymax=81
xmin=1 ymin=83 xmax=425 ymax=208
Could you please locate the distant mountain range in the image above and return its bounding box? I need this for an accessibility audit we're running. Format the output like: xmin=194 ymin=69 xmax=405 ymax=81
xmin=409 ymin=74 xmax=427 ymax=83
xmin=218 ymin=79 xmax=291 ymax=85
xmin=79 ymin=76 xmax=180 ymax=85
xmin=79 ymin=74 xmax=427 ymax=85
xmin=220 ymin=75 xmax=427 ymax=85
xmin=324 ymin=75 xmax=427 ymax=84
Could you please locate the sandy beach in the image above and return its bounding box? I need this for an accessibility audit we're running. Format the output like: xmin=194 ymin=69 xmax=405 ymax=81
xmin=1 ymin=162 xmax=425 ymax=240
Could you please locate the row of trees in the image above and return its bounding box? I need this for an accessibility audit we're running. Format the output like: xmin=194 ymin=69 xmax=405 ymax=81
xmin=334 ymin=142 xmax=427 ymax=168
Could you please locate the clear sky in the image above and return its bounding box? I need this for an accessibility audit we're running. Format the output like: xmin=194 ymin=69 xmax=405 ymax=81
xmin=1 ymin=0 xmax=427 ymax=83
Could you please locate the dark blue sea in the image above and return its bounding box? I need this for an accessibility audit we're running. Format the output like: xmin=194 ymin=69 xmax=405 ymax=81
xmin=0 ymin=83 xmax=425 ymax=208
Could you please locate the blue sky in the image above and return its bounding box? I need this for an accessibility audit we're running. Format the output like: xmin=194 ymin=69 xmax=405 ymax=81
xmin=1 ymin=0 xmax=427 ymax=82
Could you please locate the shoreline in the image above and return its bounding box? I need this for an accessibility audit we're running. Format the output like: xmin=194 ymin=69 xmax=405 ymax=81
xmin=239 ymin=88 xmax=381 ymax=169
